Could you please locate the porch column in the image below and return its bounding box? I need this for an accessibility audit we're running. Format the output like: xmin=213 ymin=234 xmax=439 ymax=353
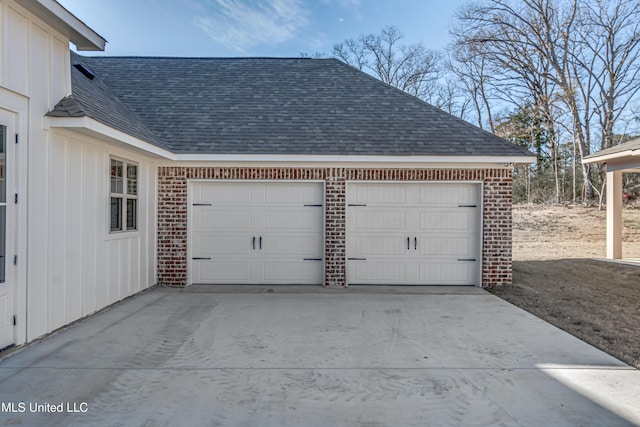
xmin=606 ymin=169 xmax=623 ymax=259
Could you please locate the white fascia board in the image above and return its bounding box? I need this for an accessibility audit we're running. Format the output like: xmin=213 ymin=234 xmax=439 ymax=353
xmin=172 ymin=153 xmax=537 ymax=165
xmin=47 ymin=116 xmax=175 ymax=159
xmin=15 ymin=0 xmax=106 ymax=51
xmin=46 ymin=116 xmax=537 ymax=166
xmin=583 ymin=150 xmax=640 ymax=164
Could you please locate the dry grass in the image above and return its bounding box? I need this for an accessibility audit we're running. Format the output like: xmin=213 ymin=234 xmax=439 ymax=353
xmin=489 ymin=205 xmax=640 ymax=368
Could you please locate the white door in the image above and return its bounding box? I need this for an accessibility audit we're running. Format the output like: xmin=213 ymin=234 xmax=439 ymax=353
xmin=190 ymin=181 xmax=324 ymax=284
xmin=347 ymin=182 xmax=481 ymax=285
xmin=0 ymin=110 xmax=16 ymax=349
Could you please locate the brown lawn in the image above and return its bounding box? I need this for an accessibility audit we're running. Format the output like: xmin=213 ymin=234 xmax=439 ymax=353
xmin=488 ymin=204 xmax=640 ymax=369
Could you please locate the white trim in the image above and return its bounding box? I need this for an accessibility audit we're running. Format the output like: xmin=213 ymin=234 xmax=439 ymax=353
xmin=0 ymin=89 xmax=28 ymax=346
xmin=47 ymin=117 xmax=175 ymax=159
xmin=48 ymin=117 xmax=536 ymax=166
xmin=14 ymin=0 xmax=105 ymax=51
xmin=583 ymin=150 xmax=640 ymax=164
xmin=172 ymin=154 xmax=536 ymax=164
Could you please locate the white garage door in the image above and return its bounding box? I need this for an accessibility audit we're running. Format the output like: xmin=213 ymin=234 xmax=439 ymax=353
xmin=347 ymin=182 xmax=481 ymax=285
xmin=190 ymin=181 xmax=324 ymax=284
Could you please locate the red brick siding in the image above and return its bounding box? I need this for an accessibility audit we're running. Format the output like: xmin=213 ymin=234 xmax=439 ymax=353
xmin=157 ymin=167 xmax=513 ymax=287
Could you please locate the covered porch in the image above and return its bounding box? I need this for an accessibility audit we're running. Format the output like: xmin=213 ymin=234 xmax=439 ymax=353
xmin=583 ymin=138 xmax=640 ymax=260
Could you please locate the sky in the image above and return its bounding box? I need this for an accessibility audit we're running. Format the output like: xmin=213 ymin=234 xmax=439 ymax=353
xmin=57 ymin=0 xmax=467 ymax=57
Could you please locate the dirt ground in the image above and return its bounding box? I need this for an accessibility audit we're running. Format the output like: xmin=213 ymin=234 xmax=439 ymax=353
xmin=489 ymin=204 xmax=640 ymax=369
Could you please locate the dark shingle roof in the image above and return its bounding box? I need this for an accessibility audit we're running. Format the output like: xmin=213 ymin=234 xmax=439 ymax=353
xmin=49 ymin=53 xmax=532 ymax=157
xmin=47 ymin=53 xmax=169 ymax=149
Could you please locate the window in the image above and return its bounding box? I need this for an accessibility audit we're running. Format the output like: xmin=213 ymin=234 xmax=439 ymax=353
xmin=110 ymin=158 xmax=138 ymax=232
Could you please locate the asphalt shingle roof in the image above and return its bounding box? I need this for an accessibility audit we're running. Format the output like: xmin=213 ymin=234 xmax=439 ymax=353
xmin=584 ymin=138 xmax=640 ymax=160
xmin=48 ymin=53 xmax=532 ymax=157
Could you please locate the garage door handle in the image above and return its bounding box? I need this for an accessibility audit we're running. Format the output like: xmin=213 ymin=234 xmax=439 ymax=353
xmin=192 ymin=257 xmax=211 ymax=260
xmin=348 ymin=258 xmax=367 ymax=261
xmin=253 ymin=236 xmax=256 ymax=250
xmin=259 ymin=236 xmax=262 ymax=250
xmin=414 ymin=237 xmax=417 ymax=250
xmin=458 ymin=258 xmax=476 ymax=262
xmin=407 ymin=237 xmax=410 ymax=250
xmin=192 ymin=203 xmax=212 ymax=206
xmin=304 ymin=258 xmax=322 ymax=261
xmin=458 ymin=205 xmax=477 ymax=208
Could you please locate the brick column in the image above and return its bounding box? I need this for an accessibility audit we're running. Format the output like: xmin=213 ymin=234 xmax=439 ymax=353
xmin=482 ymin=169 xmax=513 ymax=287
xmin=325 ymin=168 xmax=346 ymax=287
xmin=157 ymin=167 xmax=188 ymax=286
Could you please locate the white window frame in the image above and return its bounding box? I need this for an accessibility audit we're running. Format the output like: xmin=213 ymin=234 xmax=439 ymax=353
xmin=109 ymin=157 xmax=138 ymax=233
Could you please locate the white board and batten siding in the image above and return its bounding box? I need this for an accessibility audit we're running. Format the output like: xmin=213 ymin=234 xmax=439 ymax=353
xmin=347 ymin=182 xmax=482 ymax=286
xmin=31 ymin=130 xmax=158 ymax=340
xmin=189 ymin=181 xmax=324 ymax=285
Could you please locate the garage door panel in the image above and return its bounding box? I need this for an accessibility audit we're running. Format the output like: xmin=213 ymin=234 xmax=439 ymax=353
xmin=264 ymin=261 xmax=323 ymax=283
xmin=349 ymin=261 xmax=407 ymax=283
xmin=193 ymin=209 xmax=254 ymax=231
xmin=265 ymin=183 xmax=323 ymax=205
xmin=192 ymin=261 xmax=253 ymax=283
xmin=418 ymin=236 xmax=476 ymax=257
xmin=351 ymin=209 xmax=408 ymax=231
xmin=194 ymin=182 xmax=254 ymax=205
xmin=354 ymin=236 xmax=407 ymax=256
xmin=418 ymin=210 xmax=476 ymax=232
xmin=264 ymin=208 xmax=322 ymax=230
xmin=419 ymin=184 xmax=478 ymax=206
xmin=190 ymin=181 xmax=323 ymax=285
xmin=196 ymin=235 xmax=252 ymax=256
xmin=263 ymin=234 xmax=323 ymax=256
xmin=418 ymin=261 xmax=477 ymax=285
xmin=349 ymin=184 xmax=408 ymax=206
xmin=347 ymin=182 xmax=480 ymax=286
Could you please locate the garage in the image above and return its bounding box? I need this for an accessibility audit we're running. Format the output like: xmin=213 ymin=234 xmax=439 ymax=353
xmin=189 ymin=181 xmax=324 ymax=285
xmin=346 ymin=182 xmax=481 ymax=285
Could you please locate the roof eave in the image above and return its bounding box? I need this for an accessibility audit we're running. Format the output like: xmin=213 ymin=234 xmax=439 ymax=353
xmin=15 ymin=0 xmax=106 ymax=51
xmin=583 ymin=150 xmax=640 ymax=164
xmin=47 ymin=116 xmax=175 ymax=159
xmin=172 ymin=153 xmax=537 ymax=164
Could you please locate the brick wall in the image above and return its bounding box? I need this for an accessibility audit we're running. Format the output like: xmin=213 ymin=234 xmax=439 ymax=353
xmin=157 ymin=166 xmax=513 ymax=287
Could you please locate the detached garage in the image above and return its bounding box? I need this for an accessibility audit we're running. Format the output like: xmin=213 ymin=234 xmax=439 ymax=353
xmin=49 ymin=55 xmax=535 ymax=290
xmin=3 ymin=0 xmax=535 ymax=351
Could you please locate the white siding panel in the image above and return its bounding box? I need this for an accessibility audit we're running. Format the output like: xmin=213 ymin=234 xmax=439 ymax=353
xmin=26 ymin=124 xmax=49 ymax=341
xmin=0 ymin=3 xmax=3 ymax=84
xmin=108 ymin=238 xmax=120 ymax=304
xmin=50 ymin=36 xmax=67 ymax=103
xmin=94 ymin=148 xmax=109 ymax=311
xmin=28 ymin=130 xmax=158 ymax=341
xmin=5 ymin=7 xmax=28 ymax=94
xmin=81 ymin=144 xmax=97 ymax=315
xmin=48 ymin=133 xmax=67 ymax=331
xmin=65 ymin=137 xmax=83 ymax=322
xmin=29 ymin=23 xmax=50 ymax=112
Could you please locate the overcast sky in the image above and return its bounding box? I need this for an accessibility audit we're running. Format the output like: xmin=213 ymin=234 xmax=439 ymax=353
xmin=58 ymin=0 xmax=466 ymax=57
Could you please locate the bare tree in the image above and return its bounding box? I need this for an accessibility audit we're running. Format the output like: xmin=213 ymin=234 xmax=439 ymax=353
xmin=574 ymin=0 xmax=640 ymax=151
xmin=452 ymin=0 xmax=598 ymax=199
xmin=333 ymin=26 xmax=442 ymax=102
xmin=449 ymin=43 xmax=497 ymax=132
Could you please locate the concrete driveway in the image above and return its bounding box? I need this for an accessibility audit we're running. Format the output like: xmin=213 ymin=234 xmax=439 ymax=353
xmin=0 ymin=286 xmax=638 ymax=427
